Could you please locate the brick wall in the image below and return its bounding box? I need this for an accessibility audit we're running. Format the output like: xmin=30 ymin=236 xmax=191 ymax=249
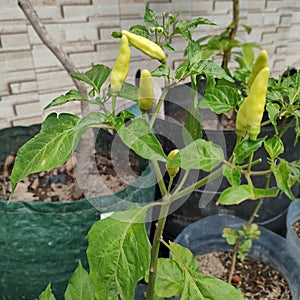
xmin=0 ymin=0 xmax=299 ymax=129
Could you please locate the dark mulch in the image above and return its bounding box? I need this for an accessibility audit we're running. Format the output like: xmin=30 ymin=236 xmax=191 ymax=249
xmin=292 ymin=220 xmax=300 ymax=239
xmin=0 ymin=152 xmax=141 ymax=202
xmin=196 ymin=251 xmax=292 ymax=300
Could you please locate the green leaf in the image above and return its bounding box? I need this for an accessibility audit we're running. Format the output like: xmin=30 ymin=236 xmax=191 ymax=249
xmin=117 ymin=118 xmax=167 ymax=162
xmin=222 ymin=227 xmax=238 ymax=245
xmin=129 ymin=24 xmax=150 ymax=39
xmin=266 ymin=102 xmax=280 ymax=126
xmin=241 ymin=43 xmax=255 ymax=68
xmin=151 ymin=64 xmax=170 ymax=77
xmin=170 ymin=242 xmax=200 ymax=273
xmin=75 ymin=112 xmax=107 ymax=133
xmin=271 ymin=159 xmax=296 ymax=200
xmin=186 ymin=41 xmax=203 ymax=66
xmin=39 ymin=284 xmax=56 ymax=300
xmin=162 ymin=43 xmax=175 ymax=51
xmin=174 ymin=18 xmax=216 ymax=41
xmin=234 ymin=138 xmax=265 ymax=164
xmin=199 ymin=85 xmax=241 ymax=114
xmin=87 ymin=208 xmax=151 ymax=300
xmin=264 ymin=136 xmax=284 ymax=159
xmin=155 ymin=259 xmax=183 ymax=298
xmin=217 ymin=185 xmax=279 ymax=205
xmin=156 ymin=242 xmax=244 ymax=300
xmin=70 ymin=64 xmax=110 ymax=95
xmin=65 ymin=261 xmax=95 ymax=300
xmin=222 ymin=165 xmax=241 ymax=187
xmin=44 ymin=90 xmax=87 ymax=110
xmin=10 ymin=113 xmax=82 ymax=193
xmin=182 ymin=104 xmax=203 ymax=146
xmin=171 ymin=139 xmax=224 ymax=172
xmin=111 ymin=31 xmax=122 ymax=38
xmin=144 ymin=2 xmax=159 ymax=27
xmin=175 ymin=60 xmax=189 ymax=80
xmin=116 ymin=82 xmax=139 ymax=101
xmin=191 ymin=60 xmax=234 ymax=82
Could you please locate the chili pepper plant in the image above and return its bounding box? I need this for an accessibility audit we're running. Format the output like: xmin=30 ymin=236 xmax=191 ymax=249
xmin=10 ymin=4 xmax=300 ymax=300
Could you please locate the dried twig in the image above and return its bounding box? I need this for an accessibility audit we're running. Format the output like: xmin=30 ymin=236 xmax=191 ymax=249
xmin=18 ymin=0 xmax=88 ymax=101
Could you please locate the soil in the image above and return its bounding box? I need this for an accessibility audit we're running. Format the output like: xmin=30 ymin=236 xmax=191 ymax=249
xmin=292 ymin=220 xmax=300 ymax=239
xmin=196 ymin=251 xmax=292 ymax=300
xmin=0 ymin=152 xmax=141 ymax=202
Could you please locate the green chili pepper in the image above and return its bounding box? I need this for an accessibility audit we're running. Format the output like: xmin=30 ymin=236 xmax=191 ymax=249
xmin=138 ymin=69 xmax=154 ymax=113
xmin=166 ymin=149 xmax=180 ymax=177
xmin=110 ymin=35 xmax=130 ymax=96
xmin=247 ymin=50 xmax=268 ymax=89
xmin=121 ymin=30 xmax=166 ymax=64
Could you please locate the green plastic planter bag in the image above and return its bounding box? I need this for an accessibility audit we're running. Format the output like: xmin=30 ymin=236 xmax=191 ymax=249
xmin=0 ymin=125 xmax=155 ymax=300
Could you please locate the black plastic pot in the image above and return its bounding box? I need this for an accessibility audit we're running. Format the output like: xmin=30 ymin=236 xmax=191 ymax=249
xmin=157 ymin=83 xmax=299 ymax=240
xmin=0 ymin=124 xmax=155 ymax=300
xmin=173 ymin=214 xmax=300 ymax=300
xmin=286 ymin=198 xmax=300 ymax=262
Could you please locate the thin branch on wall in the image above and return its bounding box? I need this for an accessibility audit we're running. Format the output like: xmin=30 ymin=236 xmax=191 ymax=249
xmin=18 ymin=0 xmax=88 ymax=102
xmin=221 ymin=0 xmax=240 ymax=70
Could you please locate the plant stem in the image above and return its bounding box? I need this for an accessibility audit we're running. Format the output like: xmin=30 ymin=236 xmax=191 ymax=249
xmin=112 ymin=94 xmax=117 ymax=116
xmin=227 ymin=170 xmax=271 ymax=283
xmin=147 ymin=198 xmax=171 ymax=300
xmin=221 ymin=0 xmax=239 ymax=70
xmin=149 ymin=84 xmax=173 ymax=129
xmin=170 ymin=166 xmax=223 ymax=202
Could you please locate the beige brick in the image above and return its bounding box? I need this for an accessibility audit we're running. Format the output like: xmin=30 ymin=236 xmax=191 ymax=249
xmin=88 ymin=15 xmax=120 ymax=28
xmin=246 ymin=0 xmax=266 ymax=12
xmin=15 ymin=101 xmax=42 ymax=117
xmin=213 ymin=1 xmax=232 ymax=13
xmin=36 ymin=69 xmax=74 ymax=92
xmin=12 ymin=115 xmax=44 ymax=127
xmin=245 ymin=13 xmax=264 ymax=27
xmin=31 ymin=5 xmax=62 ymax=20
xmin=3 ymin=50 xmax=34 ymax=72
xmin=0 ymin=118 xmax=11 ymax=130
xmin=0 ymin=33 xmax=30 ymax=50
xmin=275 ymin=45 xmax=287 ymax=55
xmin=0 ymin=102 xmax=15 ymax=119
xmin=280 ymin=14 xmax=293 ymax=26
xmin=95 ymin=42 xmax=120 ymax=61
xmin=192 ymin=0 xmax=213 ymax=13
xmin=62 ymin=4 xmax=119 ymax=20
xmin=120 ymin=2 xmax=145 ymax=17
xmin=69 ymin=51 xmax=102 ymax=68
xmin=266 ymin=1 xmax=288 ymax=11
xmin=0 ymin=69 xmax=36 ymax=96
xmin=0 ymin=20 xmax=27 ymax=34
xmin=0 ymin=7 xmax=25 ymax=21
xmin=99 ymin=27 xmax=120 ymax=41
xmin=9 ymin=81 xmax=38 ymax=94
xmin=1 ymin=93 xmax=39 ymax=106
xmin=31 ymin=45 xmax=61 ymax=69
xmin=64 ymin=23 xmax=99 ymax=42
xmin=62 ymin=41 xmax=95 ymax=54
xmin=264 ymin=13 xmax=281 ymax=26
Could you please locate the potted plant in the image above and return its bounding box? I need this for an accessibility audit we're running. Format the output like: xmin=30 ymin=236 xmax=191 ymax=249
xmin=7 ymin=3 xmax=300 ymax=300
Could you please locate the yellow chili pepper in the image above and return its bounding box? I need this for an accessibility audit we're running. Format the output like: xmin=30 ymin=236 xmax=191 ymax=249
xmin=166 ymin=149 xmax=180 ymax=177
xmin=247 ymin=50 xmax=268 ymax=89
xmin=110 ymin=35 xmax=130 ymax=96
xmin=246 ymin=66 xmax=270 ymax=140
xmin=138 ymin=69 xmax=154 ymax=113
xmin=121 ymin=30 xmax=166 ymax=64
